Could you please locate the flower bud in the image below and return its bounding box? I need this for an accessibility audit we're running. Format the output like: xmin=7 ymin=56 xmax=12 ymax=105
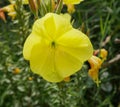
xmin=13 ymin=68 xmax=21 ymax=74
xmin=0 ymin=10 xmax=6 ymax=22
xmin=100 ymin=49 xmax=108 ymax=60
xmin=28 ymin=0 xmax=38 ymax=18
xmin=67 ymin=4 xmax=75 ymax=13
xmin=64 ymin=76 xmax=70 ymax=82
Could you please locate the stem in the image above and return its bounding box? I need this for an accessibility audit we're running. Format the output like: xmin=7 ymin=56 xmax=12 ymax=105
xmin=102 ymin=54 xmax=120 ymax=68
xmin=55 ymin=0 xmax=63 ymax=14
xmin=57 ymin=82 xmax=66 ymax=107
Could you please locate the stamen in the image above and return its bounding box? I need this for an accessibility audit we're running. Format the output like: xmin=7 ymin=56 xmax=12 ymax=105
xmin=51 ymin=41 xmax=56 ymax=48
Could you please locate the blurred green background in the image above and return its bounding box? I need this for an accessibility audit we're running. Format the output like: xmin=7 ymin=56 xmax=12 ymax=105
xmin=0 ymin=0 xmax=120 ymax=107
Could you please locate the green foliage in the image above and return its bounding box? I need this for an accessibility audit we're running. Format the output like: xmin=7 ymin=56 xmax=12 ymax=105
xmin=0 ymin=0 xmax=120 ymax=107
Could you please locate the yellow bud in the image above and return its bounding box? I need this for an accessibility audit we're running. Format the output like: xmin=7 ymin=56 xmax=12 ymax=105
xmin=64 ymin=76 xmax=70 ymax=82
xmin=88 ymin=56 xmax=102 ymax=69
xmin=67 ymin=4 xmax=75 ymax=13
xmin=51 ymin=0 xmax=56 ymax=11
xmin=28 ymin=77 xmax=33 ymax=81
xmin=28 ymin=0 xmax=38 ymax=18
xmin=100 ymin=49 xmax=108 ymax=60
xmin=13 ymin=68 xmax=20 ymax=74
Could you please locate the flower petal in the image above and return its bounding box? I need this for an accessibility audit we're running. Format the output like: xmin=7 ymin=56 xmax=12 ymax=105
xmin=32 ymin=18 xmax=49 ymax=39
xmin=57 ymin=29 xmax=93 ymax=61
xmin=23 ymin=34 xmax=41 ymax=60
xmin=30 ymin=41 xmax=63 ymax=82
xmin=43 ymin=13 xmax=72 ymax=39
xmin=55 ymin=47 xmax=83 ymax=78
xmin=32 ymin=13 xmax=72 ymax=40
xmin=63 ymin=0 xmax=83 ymax=4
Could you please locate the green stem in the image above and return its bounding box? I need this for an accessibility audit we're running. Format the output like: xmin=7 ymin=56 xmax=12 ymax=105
xmin=55 ymin=0 xmax=63 ymax=14
xmin=57 ymin=82 xmax=66 ymax=107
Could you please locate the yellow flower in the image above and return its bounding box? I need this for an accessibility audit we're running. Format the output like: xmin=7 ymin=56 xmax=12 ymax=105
xmin=64 ymin=0 xmax=83 ymax=14
xmin=63 ymin=0 xmax=84 ymax=4
xmin=2 ymin=4 xmax=15 ymax=12
xmin=1 ymin=0 xmax=31 ymax=20
xmin=2 ymin=4 xmax=16 ymax=20
xmin=88 ymin=55 xmax=102 ymax=86
xmin=23 ymin=13 xmax=93 ymax=82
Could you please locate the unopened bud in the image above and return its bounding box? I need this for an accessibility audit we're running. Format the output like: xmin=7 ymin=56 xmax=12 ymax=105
xmin=51 ymin=0 xmax=56 ymax=11
xmin=13 ymin=68 xmax=21 ymax=74
xmin=28 ymin=0 xmax=38 ymax=18
xmin=64 ymin=76 xmax=70 ymax=82
xmin=28 ymin=77 xmax=33 ymax=81
xmin=67 ymin=4 xmax=75 ymax=14
xmin=0 ymin=10 xmax=6 ymax=22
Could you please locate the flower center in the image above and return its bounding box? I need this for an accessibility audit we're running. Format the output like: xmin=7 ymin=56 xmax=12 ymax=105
xmin=51 ymin=41 xmax=56 ymax=48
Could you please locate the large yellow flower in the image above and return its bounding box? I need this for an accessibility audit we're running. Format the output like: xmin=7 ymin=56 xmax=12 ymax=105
xmin=63 ymin=0 xmax=83 ymax=4
xmin=23 ymin=13 xmax=93 ymax=82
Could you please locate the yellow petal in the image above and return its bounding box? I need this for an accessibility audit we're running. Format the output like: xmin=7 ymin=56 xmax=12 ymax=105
xmin=60 ymin=13 xmax=71 ymax=22
xmin=23 ymin=34 xmax=41 ymax=60
xmin=67 ymin=4 xmax=75 ymax=13
xmin=43 ymin=13 xmax=72 ymax=39
xmin=22 ymin=0 xmax=29 ymax=4
xmin=32 ymin=17 xmax=49 ymax=39
xmin=100 ymin=49 xmax=108 ymax=60
xmin=33 ymin=13 xmax=72 ymax=40
xmin=8 ymin=11 xmax=16 ymax=20
xmin=63 ymin=0 xmax=83 ymax=4
xmin=2 ymin=4 xmax=15 ymax=12
xmin=55 ymin=47 xmax=83 ymax=78
xmin=88 ymin=55 xmax=102 ymax=69
xmin=30 ymin=42 xmax=63 ymax=82
xmin=57 ymin=29 xmax=93 ymax=61
xmin=43 ymin=13 xmax=56 ymax=39
xmin=88 ymin=69 xmax=100 ymax=87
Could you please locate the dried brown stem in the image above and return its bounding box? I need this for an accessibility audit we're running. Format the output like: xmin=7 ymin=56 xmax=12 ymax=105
xmin=102 ymin=54 xmax=120 ymax=68
xmin=114 ymin=38 xmax=120 ymax=44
